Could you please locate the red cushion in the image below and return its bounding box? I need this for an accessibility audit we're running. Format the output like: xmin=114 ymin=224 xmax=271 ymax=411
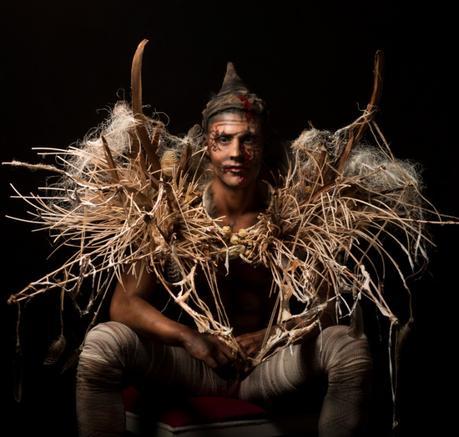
xmin=159 ymin=396 xmax=267 ymax=427
xmin=122 ymin=386 xmax=142 ymax=412
xmin=123 ymin=387 xmax=267 ymax=427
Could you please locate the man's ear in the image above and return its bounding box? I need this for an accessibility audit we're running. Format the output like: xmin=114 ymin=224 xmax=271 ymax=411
xmin=204 ymin=131 xmax=215 ymax=156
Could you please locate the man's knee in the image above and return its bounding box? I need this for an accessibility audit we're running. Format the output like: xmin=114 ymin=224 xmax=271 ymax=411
xmin=316 ymin=326 xmax=373 ymax=435
xmin=77 ymin=321 xmax=140 ymax=384
xmin=318 ymin=325 xmax=372 ymax=384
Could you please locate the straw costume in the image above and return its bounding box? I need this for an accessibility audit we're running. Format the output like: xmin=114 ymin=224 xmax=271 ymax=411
xmin=5 ymin=41 xmax=455 ymax=435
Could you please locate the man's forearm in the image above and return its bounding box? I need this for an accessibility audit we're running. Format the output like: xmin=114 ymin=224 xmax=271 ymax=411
xmin=110 ymin=291 xmax=193 ymax=346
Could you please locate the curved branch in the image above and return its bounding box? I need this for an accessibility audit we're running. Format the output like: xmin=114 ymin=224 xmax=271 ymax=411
xmin=131 ymin=39 xmax=161 ymax=171
xmin=336 ymin=50 xmax=384 ymax=174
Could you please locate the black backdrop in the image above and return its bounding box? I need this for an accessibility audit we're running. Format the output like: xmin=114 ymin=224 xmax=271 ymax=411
xmin=1 ymin=1 xmax=457 ymax=436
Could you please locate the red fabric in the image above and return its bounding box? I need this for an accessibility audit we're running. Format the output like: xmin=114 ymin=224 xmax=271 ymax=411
xmin=159 ymin=396 xmax=267 ymax=427
xmin=122 ymin=386 xmax=142 ymax=412
xmin=122 ymin=388 xmax=267 ymax=427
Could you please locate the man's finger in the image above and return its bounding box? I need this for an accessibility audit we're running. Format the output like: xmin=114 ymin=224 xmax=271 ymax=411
xmin=240 ymin=337 xmax=255 ymax=349
xmin=237 ymin=345 xmax=248 ymax=361
xmin=221 ymin=344 xmax=236 ymax=361
xmin=213 ymin=338 xmax=236 ymax=361
xmin=235 ymin=334 xmax=250 ymax=344
xmin=216 ymin=351 xmax=229 ymax=366
xmin=205 ymin=356 xmax=218 ymax=369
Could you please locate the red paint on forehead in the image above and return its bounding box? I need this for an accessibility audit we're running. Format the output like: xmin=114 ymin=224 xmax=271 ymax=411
xmin=237 ymin=95 xmax=255 ymax=124
xmin=237 ymin=95 xmax=252 ymax=112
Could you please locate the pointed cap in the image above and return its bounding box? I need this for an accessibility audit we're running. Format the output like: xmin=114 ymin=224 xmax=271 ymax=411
xmin=202 ymin=62 xmax=266 ymax=128
xmin=218 ymin=62 xmax=248 ymax=94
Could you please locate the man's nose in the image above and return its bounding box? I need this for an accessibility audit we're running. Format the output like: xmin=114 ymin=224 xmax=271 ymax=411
xmin=229 ymin=138 xmax=242 ymax=159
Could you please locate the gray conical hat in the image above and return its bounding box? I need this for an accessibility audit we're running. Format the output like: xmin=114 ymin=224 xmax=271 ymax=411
xmin=202 ymin=62 xmax=266 ymax=128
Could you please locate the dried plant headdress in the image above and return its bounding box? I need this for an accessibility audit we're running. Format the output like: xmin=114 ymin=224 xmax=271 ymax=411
xmin=4 ymin=41 xmax=458 ymax=404
xmin=201 ymin=61 xmax=266 ymax=129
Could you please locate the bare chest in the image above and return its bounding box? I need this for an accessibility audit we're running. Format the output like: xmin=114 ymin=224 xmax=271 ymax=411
xmin=214 ymin=259 xmax=275 ymax=335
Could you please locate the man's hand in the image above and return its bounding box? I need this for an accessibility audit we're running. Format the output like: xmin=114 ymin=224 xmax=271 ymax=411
xmin=235 ymin=328 xmax=267 ymax=358
xmin=180 ymin=329 xmax=235 ymax=370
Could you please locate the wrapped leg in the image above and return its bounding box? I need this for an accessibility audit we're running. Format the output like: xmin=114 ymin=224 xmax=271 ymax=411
xmin=76 ymin=321 xmax=232 ymax=437
xmin=239 ymin=325 xmax=372 ymax=437
xmin=76 ymin=321 xmax=150 ymax=436
xmin=317 ymin=325 xmax=372 ymax=437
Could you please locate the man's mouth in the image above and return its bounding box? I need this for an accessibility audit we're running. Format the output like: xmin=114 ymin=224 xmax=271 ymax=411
xmin=223 ymin=166 xmax=246 ymax=174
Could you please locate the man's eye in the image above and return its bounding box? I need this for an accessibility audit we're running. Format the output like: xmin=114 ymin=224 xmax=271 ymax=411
xmin=217 ymin=135 xmax=231 ymax=144
xmin=242 ymin=136 xmax=256 ymax=146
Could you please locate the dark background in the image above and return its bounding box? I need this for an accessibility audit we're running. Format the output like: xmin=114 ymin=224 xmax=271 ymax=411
xmin=1 ymin=1 xmax=457 ymax=436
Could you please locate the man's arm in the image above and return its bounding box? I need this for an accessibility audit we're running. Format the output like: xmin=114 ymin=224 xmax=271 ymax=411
xmin=110 ymin=268 xmax=234 ymax=369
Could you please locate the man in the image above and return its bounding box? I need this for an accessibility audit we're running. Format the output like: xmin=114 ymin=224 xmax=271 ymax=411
xmin=76 ymin=63 xmax=372 ymax=437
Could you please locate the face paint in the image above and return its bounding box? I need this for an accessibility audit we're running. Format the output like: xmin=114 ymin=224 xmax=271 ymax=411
xmin=207 ymin=112 xmax=264 ymax=189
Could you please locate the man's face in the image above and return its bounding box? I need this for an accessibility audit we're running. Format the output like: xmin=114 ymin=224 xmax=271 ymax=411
xmin=206 ymin=112 xmax=264 ymax=189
